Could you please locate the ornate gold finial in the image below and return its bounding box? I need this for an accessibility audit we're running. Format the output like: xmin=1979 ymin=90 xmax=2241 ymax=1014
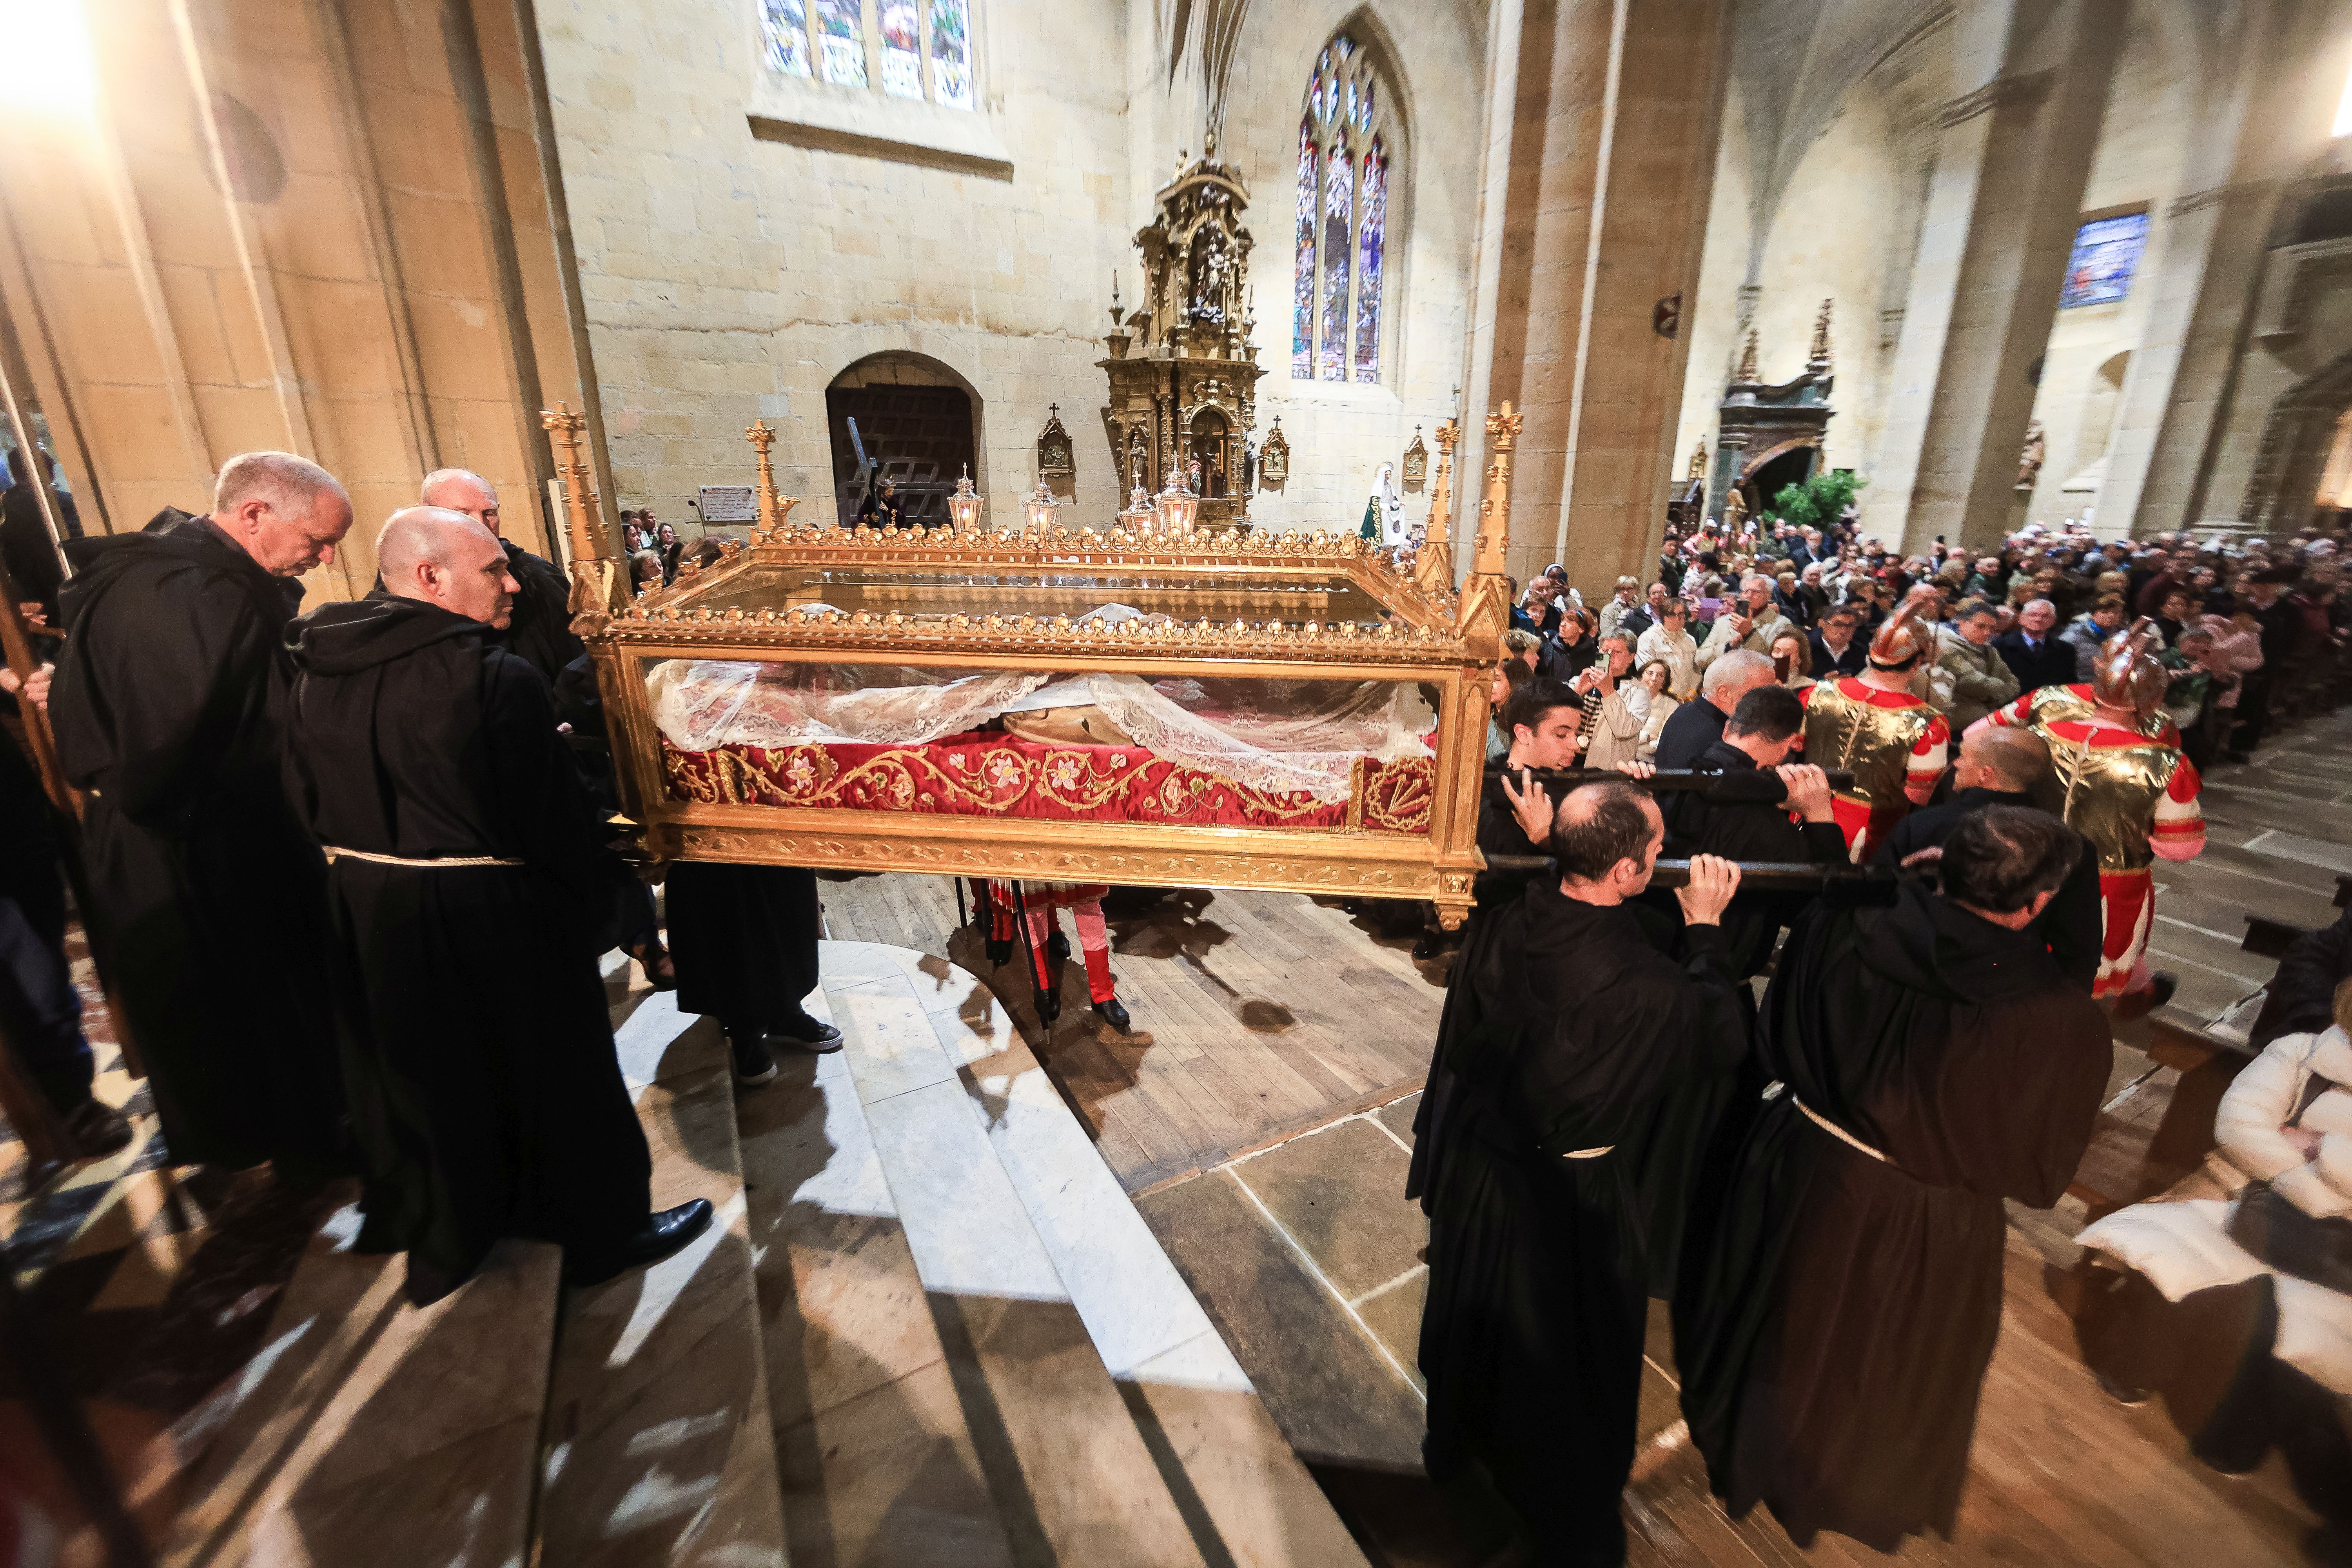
xmin=541 ymin=402 xmax=628 ymax=617
xmin=1809 ymin=299 xmax=1832 ymax=367
xmin=1687 ymin=439 xmax=1708 ymax=482
xmin=1473 ymin=402 xmax=1519 ymax=581
xmin=1415 ymin=420 xmax=1458 ymax=598
xmin=744 ymin=419 xmax=798 ymax=539
xmin=1735 ymin=330 xmax=1759 ymax=383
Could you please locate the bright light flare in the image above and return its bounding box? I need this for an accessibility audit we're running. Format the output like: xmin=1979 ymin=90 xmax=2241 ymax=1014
xmin=0 ymin=0 xmax=100 ymax=118
xmin=2336 ymin=58 xmax=2352 ymax=138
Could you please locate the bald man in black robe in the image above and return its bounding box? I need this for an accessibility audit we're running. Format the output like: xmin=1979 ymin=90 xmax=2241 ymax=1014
xmin=417 ymin=466 xmax=581 ymax=686
xmin=50 ymin=453 xmax=352 ymax=1174
xmin=1675 ymin=807 xmax=2110 ymax=1552
xmin=284 ymin=506 xmax=708 ymax=1304
xmin=1417 ymin=782 xmax=1746 ymax=1564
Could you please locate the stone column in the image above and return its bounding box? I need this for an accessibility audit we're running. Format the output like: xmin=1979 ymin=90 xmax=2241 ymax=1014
xmin=1464 ymin=0 xmax=1729 ymax=595
xmin=1861 ymin=0 xmax=2125 ymax=553
xmin=2115 ymin=2 xmax=2341 ymax=532
xmin=0 ymin=0 xmax=609 ymax=592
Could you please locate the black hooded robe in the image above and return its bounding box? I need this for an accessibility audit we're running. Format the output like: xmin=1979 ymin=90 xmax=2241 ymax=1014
xmin=1673 ymin=884 xmax=2110 ymax=1551
xmin=1418 ymin=887 xmax=1746 ymax=1563
xmin=282 ymin=594 xmax=651 ymax=1301
xmin=1624 ymin=741 xmax=1849 ymax=1298
xmin=497 ymin=538 xmax=584 ymax=688
xmin=666 ymin=861 xmax=823 ymax=1034
xmin=49 ymin=512 xmax=341 ymax=1171
xmin=1872 ymin=785 xmax=2103 ymax=992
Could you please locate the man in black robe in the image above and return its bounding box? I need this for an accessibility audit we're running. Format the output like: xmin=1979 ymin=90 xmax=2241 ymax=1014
xmin=418 ymin=467 xmax=581 ymax=686
xmin=1417 ymin=781 xmax=1746 ymax=1563
xmin=284 ymin=506 xmax=710 ymax=1303
xmin=1872 ymin=725 xmax=2102 ymax=989
xmin=1653 ymin=649 xmax=1775 ymax=769
xmin=1675 ymin=806 xmax=2111 ymax=1552
xmin=1406 ymin=680 xmax=1585 ymax=1205
xmin=1629 ymin=684 xmax=1846 ymax=1297
xmin=50 ymin=452 xmax=352 ymax=1175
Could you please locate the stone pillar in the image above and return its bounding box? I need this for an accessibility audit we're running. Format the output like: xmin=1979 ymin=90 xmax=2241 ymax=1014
xmin=1463 ymin=0 xmax=1729 ymax=595
xmin=1862 ymin=0 xmax=2125 ymax=554
xmin=0 ymin=0 xmax=612 ymax=597
xmin=2115 ymin=3 xmax=2341 ymax=532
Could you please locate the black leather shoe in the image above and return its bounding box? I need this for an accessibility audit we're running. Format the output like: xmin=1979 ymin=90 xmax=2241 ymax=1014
xmin=62 ymin=1097 xmax=134 ymax=1158
xmin=568 ymin=1199 xmax=715 ymax=1287
xmin=2148 ymin=973 xmax=2178 ymax=1009
xmin=729 ymin=1029 xmax=778 ymax=1085
xmin=1093 ymin=997 xmax=1131 ymax=1034
xmin=1046 ymin=930 xmax=1070 ymax=963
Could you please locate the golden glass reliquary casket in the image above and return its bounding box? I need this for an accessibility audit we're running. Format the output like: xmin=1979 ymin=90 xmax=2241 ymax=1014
xmin=544 ymin=408 xmax=1521 ymax=928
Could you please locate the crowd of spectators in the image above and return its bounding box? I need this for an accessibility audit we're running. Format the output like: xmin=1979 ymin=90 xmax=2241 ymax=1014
xmin=1501 ymin=508 xmax=2352 ymax=767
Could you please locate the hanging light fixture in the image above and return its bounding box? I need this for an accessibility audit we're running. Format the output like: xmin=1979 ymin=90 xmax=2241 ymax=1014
xmin=946 ymin=464 xmax=983 ymax=532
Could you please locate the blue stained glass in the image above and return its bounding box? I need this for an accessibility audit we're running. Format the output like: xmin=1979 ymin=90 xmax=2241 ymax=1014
xmin=1361 ymin=80 xmax=1374 ymax=131
xmin=2059 ymin=212 xmax=2151 ymax=308
xmin=1294 ymin=120 xmax=1318 ymax=379
xmin=1320 ymin=152 xmax=1353 ymax=381
xmin=1346 ymin=81 xmax=1357 ymax=127
xmin=1354 ymin=146 xmax=1386 ymax=382
xmin=762 ymin=0 xmax=811 ymax=75
xmin=1337 ymin=33 xmax=1354 ymax=59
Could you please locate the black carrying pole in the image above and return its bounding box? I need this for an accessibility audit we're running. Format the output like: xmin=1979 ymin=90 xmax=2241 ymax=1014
xmin=1479 ymin=855 xmax=1922 ymax=893
xmin=1483 ymin=763 xmax=1854 ymax=795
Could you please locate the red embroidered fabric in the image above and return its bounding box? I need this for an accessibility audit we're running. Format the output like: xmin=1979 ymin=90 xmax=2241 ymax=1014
xmin=661 ymin=731 xmax=1435 ymax=834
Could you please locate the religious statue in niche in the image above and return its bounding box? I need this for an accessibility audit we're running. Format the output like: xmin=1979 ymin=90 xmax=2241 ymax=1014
xmin=1258 ymin=417 xmax=1291 ymax=488
xmin=1188 ymin=227 xmax=1231 ymax=327
xmin=1401 ymin=426 xmax=1428 ymax=490
xmin=1037 ymin=405 xmax=1074 ymax=479
xmin=2018 ymin=419 xmax=2045 ymax=489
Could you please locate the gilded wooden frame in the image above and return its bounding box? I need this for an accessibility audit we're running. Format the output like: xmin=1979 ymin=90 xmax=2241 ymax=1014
xmin=550 ymin=406 xmax=1525 ymax=927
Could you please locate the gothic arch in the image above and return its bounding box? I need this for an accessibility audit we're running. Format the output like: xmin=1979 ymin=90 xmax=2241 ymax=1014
xmin=2240 ymin=344 xmax=2352 ymax=528
xmin=823 ymin=351 xmax=985 ymax=526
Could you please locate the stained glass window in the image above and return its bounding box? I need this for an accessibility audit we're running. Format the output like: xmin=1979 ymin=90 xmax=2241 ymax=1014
xmin=763 ymin=0 xmax=812 ymax=75
xmin=929 ymin=0 xmax=972 ymax=109
xmin=1293 ymin=33 xmax=1399 ymax=384
xmin=878 ymin=0 xmax=921 ymax=96
xmin=1355 ymin=142 xmax=1387 ymax=383
xmin=813 ymin=0 xmax=866 ymax=86
xmin=1293 ymin=120 xmax=1318 ymax=379
xmin=2058 ymin=212 xmax=2151 ymax=308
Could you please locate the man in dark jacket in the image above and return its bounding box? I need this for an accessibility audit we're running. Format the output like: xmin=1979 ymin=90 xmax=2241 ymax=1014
xmin=1992 ymin=599 xmax=2076 ymax=695
xmin=1808 ymin=604 xmax=1868 ymax=679
xmin=1655 ymin=649 xmax=1776 ymax=769
xmin=1872 ymin=726 xmax=2102 ymax=989
xmin=2250 ymin=907 xmax=2352 ymax=1050
xmin=49 ymin=453 xmax=351 ymax=1175
xmin=283 ymin=506 xmax=709 ymax=1303
xmin=419 ymin=467 xmax=581 ymax=687
xmin=1 ymin=446 xmax=72 ymax=627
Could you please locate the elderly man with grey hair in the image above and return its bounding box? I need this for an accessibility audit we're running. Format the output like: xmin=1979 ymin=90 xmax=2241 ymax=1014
xmin=1695 ymin=573 xmax=1796 ymax=675
xmin=50 ymin=452 xmax=354 ymax=1176
xmin=1654 ymin=648 xmax=1778 ymax=770
xmin=418 ymin=467 xmax=580 ymax=685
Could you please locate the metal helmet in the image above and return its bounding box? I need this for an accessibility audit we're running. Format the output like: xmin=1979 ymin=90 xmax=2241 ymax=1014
xmin=2092 ymin=617 xmax=2170 ymax=715
xmin=1867 ymin=587 xmax=1936 ymax=668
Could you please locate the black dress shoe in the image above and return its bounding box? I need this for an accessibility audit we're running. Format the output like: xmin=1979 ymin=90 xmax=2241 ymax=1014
xmin=2147 ymin=972 xmax=2178 ymax=1009
xmin=62 ymin=1097 xmax=134 ymax=1158
xmin=568 ymin=1199 xmax=715 ymax=1287
xmin=1046 ymin=930 xmax=1071 ymax=963
xmin=1093 ymin=997 xmax=1131 ymax=1033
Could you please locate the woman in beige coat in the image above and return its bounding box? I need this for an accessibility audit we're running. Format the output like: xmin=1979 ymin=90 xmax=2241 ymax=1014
xmin=1584 ymin=657 xmax=1679 ymax=768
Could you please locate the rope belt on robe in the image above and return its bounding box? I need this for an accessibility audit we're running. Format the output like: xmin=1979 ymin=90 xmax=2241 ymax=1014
xmin=324 ymin=847 xmax=526 ymax=869
xmin=1560 ymin=1146 xmax=1612 ymax=1160
xmin=1793 ymin=1096 xmax=1892 ymax=1165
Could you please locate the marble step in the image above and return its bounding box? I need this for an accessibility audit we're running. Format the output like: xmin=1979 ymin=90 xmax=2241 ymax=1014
xmin=534 ymin=992 xmax=789 ymax=1568
xmin=753 ymin=940 xmax=1366 ymax=1568
xmin=156 ymin=1221 xmax=562 ymax=1568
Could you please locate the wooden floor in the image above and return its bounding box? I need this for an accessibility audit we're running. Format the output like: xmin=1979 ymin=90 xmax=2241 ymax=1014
xmin=818 ymin=873 xmax=1448 ymax=1193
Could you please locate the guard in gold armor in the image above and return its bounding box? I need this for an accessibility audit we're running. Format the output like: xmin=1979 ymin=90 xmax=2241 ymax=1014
xmin=1801 ymin=591 xmax=1950 ymax=861
xmin=1976 ymin=619 xmax=2205 ymax=1008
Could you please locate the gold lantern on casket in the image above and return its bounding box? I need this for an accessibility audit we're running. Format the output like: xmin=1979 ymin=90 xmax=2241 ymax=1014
xmin=946 ymin=466 xmax=983 ymax=533
xmin=552 ymin=406 xmax=1531 ymax=931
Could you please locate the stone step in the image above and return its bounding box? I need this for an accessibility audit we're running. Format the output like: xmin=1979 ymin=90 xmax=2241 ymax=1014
xmin=533 ymin=990 xmax=789 ymax=1568
xmin=156 ymin=1221 xmax=562 ymax=1568
xmin=748 ymin=939 xmax=1366 ymax=1568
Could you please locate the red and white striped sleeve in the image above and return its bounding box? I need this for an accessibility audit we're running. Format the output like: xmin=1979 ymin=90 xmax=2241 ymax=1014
xmin=2151 ymin=754 xmax=2205 ymax=862
xmin=1987 ymin=690 xmax=2036 ymax=730
xmin=1905 ymin=712 xmax=1951 ymax=804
